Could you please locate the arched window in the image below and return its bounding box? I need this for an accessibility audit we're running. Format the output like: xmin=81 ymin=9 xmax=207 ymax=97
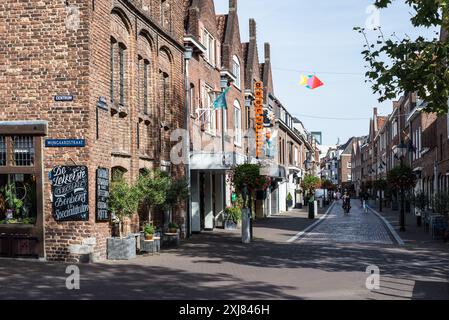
xmin=234 ymin=100 xmax=242 ymax=146
xmin=232 ymin=55 xmax=241 ymax=89
xmin=118 ymin=43 xmax=127 ymax=105
xmin=111 ymin=166 xmax=127 ymax=181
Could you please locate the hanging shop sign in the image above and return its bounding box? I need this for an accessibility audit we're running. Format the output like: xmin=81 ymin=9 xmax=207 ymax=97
xmin=96 ymin=167 xmax=110 ymax=222
xmin=255 ymin=81 xmax=264 ymax=158
xmin=45 ymin=139 xmax=86 ymax=148
xmin=96 ymin=96 xmax=109 ymax=111
xmin=54 ymin=95 xmax=74 ymax=102
xmin=51 ymin=166 xmax=89 ymax=222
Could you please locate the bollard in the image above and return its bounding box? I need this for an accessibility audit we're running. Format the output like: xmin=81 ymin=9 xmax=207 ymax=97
xmin=241 ymin=208 xmax=251 ymax=244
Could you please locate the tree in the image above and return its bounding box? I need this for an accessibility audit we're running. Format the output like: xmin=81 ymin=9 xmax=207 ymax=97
xmin=137 ymin=169 xmax=189 ymax=225
xmin=387 ymin=165 xmax=417 ymax=191
xmin=355 ymin=1 xmax=449 ymax=114
xmin=301 ymin=175 xmax=321 ymax=198
xmin=321 ymin=179 xmax=335 ymax=190
xmin=108 ymin=178 xmax=142 ymax=238
xmin=373 ymin=178 xmax=388 ymax=212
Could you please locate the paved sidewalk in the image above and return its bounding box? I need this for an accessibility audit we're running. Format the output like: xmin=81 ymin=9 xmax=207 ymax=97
xmin=0 ymin=201 xmax=448 ymax=300
xmin=252 ymin=203 xmax=330 ymax=243
xmin=369 ymin=203 xmax=449 ymax=249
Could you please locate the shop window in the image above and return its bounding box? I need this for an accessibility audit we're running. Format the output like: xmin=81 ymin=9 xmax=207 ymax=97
xmin=0 ymin=136 xmax=5 ymax=166
xmin=0 ymin=174 xmax=37 ymax=224
xmin=13 ymin=136 xmax=35 ymax=167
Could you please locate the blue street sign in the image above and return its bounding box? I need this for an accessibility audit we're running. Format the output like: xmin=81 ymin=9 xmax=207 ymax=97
xmin=45 ymin=139 xmax=86 ymax=148
xmin=54 ymin=95 xmax=74 ymax=102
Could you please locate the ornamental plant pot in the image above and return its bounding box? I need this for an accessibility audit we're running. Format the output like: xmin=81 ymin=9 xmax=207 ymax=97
xmin=286 ymin=200 xmax=293 ymax=208
xmin=145 ymin=234 xmax=154 ymax=241
xmin=168 ymin=228 xmax=178 ymax=234
xmin=224 ymin=220 xmax=237 ymax=230
xmin=107 ymin=236 xmax=136 ymax=260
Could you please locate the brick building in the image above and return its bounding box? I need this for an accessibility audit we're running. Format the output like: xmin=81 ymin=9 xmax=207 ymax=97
xmin=0 ymin=0 xmax=186 ymax=261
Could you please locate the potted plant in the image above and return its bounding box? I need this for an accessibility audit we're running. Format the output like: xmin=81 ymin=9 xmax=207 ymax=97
xmin=144 ymin=223 xmax=155 ymax=240
xmin=224 ymin=207 xmax=242 ymax=230
xmin=168 ymin=222 xmax=179 ymax=234
xmin=286 ymin=193 xmax=293 ymax=210
xmin=107 ymin=178 xmax=142 ymax=260
xmin=0 ymin=182 xmax=23 ymax=220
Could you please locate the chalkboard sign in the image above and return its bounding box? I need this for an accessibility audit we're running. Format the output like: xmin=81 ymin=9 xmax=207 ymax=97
xmin=96 ymin=168 xmax=110 ymax=222
xmin=51 ymin=166 xmax=89 ymax=221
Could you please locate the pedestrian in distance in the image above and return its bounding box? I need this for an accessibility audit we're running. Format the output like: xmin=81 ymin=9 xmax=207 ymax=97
xmin=342 ymin=191 xmax=351 ymax=215
xmin=362 ymin=192 xmax=369 ymax=214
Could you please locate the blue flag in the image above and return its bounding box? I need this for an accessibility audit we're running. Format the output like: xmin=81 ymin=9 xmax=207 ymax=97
xmin=213 ymin=87 xmax=230 ymax=110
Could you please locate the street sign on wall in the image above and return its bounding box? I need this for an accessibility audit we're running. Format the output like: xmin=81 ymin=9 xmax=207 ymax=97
xmin=45 ymin=139 xmax=86 ymax=148
xmin=54 ymin=95 xmax=74 ymax=102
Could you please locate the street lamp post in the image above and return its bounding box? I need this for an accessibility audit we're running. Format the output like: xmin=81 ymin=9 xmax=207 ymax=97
xmin=396 ymin=140 xmax=408 ymax=232
xmin=304 ymin=157 xmax=315 ymax=218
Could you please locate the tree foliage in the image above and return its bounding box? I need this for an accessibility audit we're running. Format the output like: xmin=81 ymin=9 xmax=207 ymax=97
xmin=301 ymin=175 xmax=321 ymax=195
xmin=231 ymin=164 xmax=271 ymax=193
xmin=355 ymin=1 xmax=449 ymax=114
xmin=373 ymin=178 xmax=388 ymax=191
xmin=387 ymin=164 xmax=417 ymax=191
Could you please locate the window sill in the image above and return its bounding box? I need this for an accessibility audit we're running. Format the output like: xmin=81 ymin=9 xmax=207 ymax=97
xmin=204 ymin=131 xmax=217 ymax=138
xmin=111 ymin=151 xmax=132 ymax=158
xmin=139 ymin=154 xmax=154 ymax=161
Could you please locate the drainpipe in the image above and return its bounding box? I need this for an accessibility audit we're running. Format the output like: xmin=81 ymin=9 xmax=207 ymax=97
xmin=184 ymin=47 xmax=193 ymax=237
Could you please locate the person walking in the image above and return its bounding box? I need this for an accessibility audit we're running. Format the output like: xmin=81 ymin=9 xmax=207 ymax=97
xmin=342 ymin=191 xmax=351 ymax=215
xmin=362 ymin=191 xmax=369 ymax=214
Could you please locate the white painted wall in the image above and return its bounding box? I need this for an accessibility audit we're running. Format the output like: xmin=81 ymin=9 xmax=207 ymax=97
xmin=279 ymin=181 xmax=287 ymax=212
xmin=204 ymin=172 xmax=214 ymax=229
xmin=191 ymin=172 xmax=201 ymax=233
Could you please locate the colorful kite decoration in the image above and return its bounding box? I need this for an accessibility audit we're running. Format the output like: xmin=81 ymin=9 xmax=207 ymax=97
xmin=299 ymin=74 xmax=324 ymax=90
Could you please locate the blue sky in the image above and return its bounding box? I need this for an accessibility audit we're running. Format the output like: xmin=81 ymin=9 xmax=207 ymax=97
xmin=214 ymin=0 xmax=438 ymax=145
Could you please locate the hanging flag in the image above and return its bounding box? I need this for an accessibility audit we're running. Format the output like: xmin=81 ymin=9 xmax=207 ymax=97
xmin=213 ymin=87 xmax=230 ymax=110
xmin=299 ymin=74 xmax=324 ymax=90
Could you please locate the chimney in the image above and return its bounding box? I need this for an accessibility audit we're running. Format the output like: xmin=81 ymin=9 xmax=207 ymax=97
xmin=373 ymin=107 xmax=378 ymax=117
xmin=249 ymin=19 xmax=256 ymax=41
xmin=264 ymin=43 xmax=270 ymax=62
xmin=229 ymin=0 xmax=237 ymax=13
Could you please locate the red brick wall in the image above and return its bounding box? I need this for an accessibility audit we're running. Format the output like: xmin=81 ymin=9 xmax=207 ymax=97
xmin=1 ymin=0 xmax=186 ymax=261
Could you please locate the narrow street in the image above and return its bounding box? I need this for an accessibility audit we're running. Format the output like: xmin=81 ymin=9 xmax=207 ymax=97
xmin=1 ymin=202 xmax=448 ymax=300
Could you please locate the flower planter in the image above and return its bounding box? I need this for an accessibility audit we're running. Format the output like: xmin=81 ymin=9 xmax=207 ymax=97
xmin=224 ymin=220 xmax=238 ymax=230
xmin=286 ymin=200 xmax=293 ymax=209
xmin=107 ymin=236 xmax=136 ymax=260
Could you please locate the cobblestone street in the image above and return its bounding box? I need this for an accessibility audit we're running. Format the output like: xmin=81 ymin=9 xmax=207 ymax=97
xmin=0 ymin=202 xmax=448 ymax=300
xmin=298 ymin=200 xmax=394 ymax=245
